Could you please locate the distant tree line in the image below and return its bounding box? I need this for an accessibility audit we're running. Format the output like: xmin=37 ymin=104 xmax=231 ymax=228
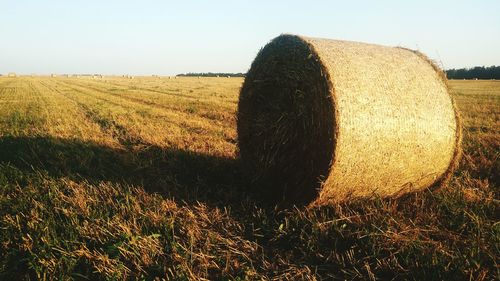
xmin=176 ymin=72 xmax=246 ymax=77
xmin=446 ymin=65 xmax=500 ymax=80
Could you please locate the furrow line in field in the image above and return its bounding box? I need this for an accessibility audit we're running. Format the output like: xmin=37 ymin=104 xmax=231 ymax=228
xmin=40 ymin=80 xmax=145 ymax=148
xmin=52 ymin=80 xmax=139 ymax=114
xmin=35 ymin=80 xmax=119 ymax=142
xmin=88 ymin=78 xmax=238 ymax=108
xmin=62 ymin=79 xmax=183 ymax=114
xmin=0 ymin=80 xmax=17 ymax=102
xmin=67 ymin=79 xmax=235 ymax=124
xmin=53 ymin=79 xmax=237 ymax=155
xmin=27 ymin=80 xmax=51 ymax=122
xmin=86 ymin=78 xmax=204 ymax=100
xmin=55 ymin=79 xmax=229 ymax=135
xmin=0 ymin=79 xmax=16 ymax=93
xmin=0 ymin=79 xmax=48 ymax=136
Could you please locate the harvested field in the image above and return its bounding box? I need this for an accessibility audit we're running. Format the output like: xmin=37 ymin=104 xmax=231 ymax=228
xmin=0 ymin=76 xmax=498 ymax=280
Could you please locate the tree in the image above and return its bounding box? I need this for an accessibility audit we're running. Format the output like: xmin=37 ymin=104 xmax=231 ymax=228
xmin=446 ymin=66 xmax=500 ymax=79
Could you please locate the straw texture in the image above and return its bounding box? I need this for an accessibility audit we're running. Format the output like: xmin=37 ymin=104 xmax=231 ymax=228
xmin=237 ymin=34 xmax=461 ymax=205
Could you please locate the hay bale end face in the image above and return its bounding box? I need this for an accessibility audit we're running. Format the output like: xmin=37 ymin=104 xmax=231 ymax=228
xmin=237 ymin=34 xmax=461 ymax=205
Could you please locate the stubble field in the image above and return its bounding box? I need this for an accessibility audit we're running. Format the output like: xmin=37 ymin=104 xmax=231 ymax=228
xmin=0 ymin=76 xmax=498 ymax=280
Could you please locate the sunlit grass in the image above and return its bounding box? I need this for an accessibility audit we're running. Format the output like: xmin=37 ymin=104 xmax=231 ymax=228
xmin=0 ymin=77 xmax=498 ymax=280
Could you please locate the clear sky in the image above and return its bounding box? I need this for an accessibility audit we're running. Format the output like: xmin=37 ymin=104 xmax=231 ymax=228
xmin=1 ymin=0 xmax=499 ymax=75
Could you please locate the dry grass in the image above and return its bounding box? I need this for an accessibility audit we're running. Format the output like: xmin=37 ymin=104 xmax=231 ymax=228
xmin=0 ymin=77 xmax=498 ymax=280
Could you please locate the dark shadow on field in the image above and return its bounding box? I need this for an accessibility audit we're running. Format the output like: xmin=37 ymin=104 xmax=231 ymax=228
xmin=0 ymin=136 xmax=253 ymax=207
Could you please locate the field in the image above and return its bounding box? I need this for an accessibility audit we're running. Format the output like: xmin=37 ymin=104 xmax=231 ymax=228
xmin=0 ymin=77 xmax=498 ymax=280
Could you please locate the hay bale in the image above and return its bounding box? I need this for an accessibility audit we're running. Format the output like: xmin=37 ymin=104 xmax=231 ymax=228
xmin=237 ymin=34 xmax=462 ymax=205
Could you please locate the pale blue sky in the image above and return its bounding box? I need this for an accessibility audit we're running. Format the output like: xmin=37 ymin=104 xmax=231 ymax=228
xmin=1 ymin=0 xmax=499 ymax=75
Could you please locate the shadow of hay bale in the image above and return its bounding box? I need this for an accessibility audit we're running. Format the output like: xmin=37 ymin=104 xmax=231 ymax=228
xmin=0 ymin=136 xmax=250 ymax=207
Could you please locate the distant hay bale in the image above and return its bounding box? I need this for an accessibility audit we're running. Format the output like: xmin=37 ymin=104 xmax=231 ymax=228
xmin=7 ymin=72 xmax=17 ymax=77
xmin=237 ymin=34 xmax=462 ymax=205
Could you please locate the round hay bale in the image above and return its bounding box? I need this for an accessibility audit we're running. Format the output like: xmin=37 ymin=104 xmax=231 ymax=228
xmin=237 ymin=34 xmax=462 ymax=205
